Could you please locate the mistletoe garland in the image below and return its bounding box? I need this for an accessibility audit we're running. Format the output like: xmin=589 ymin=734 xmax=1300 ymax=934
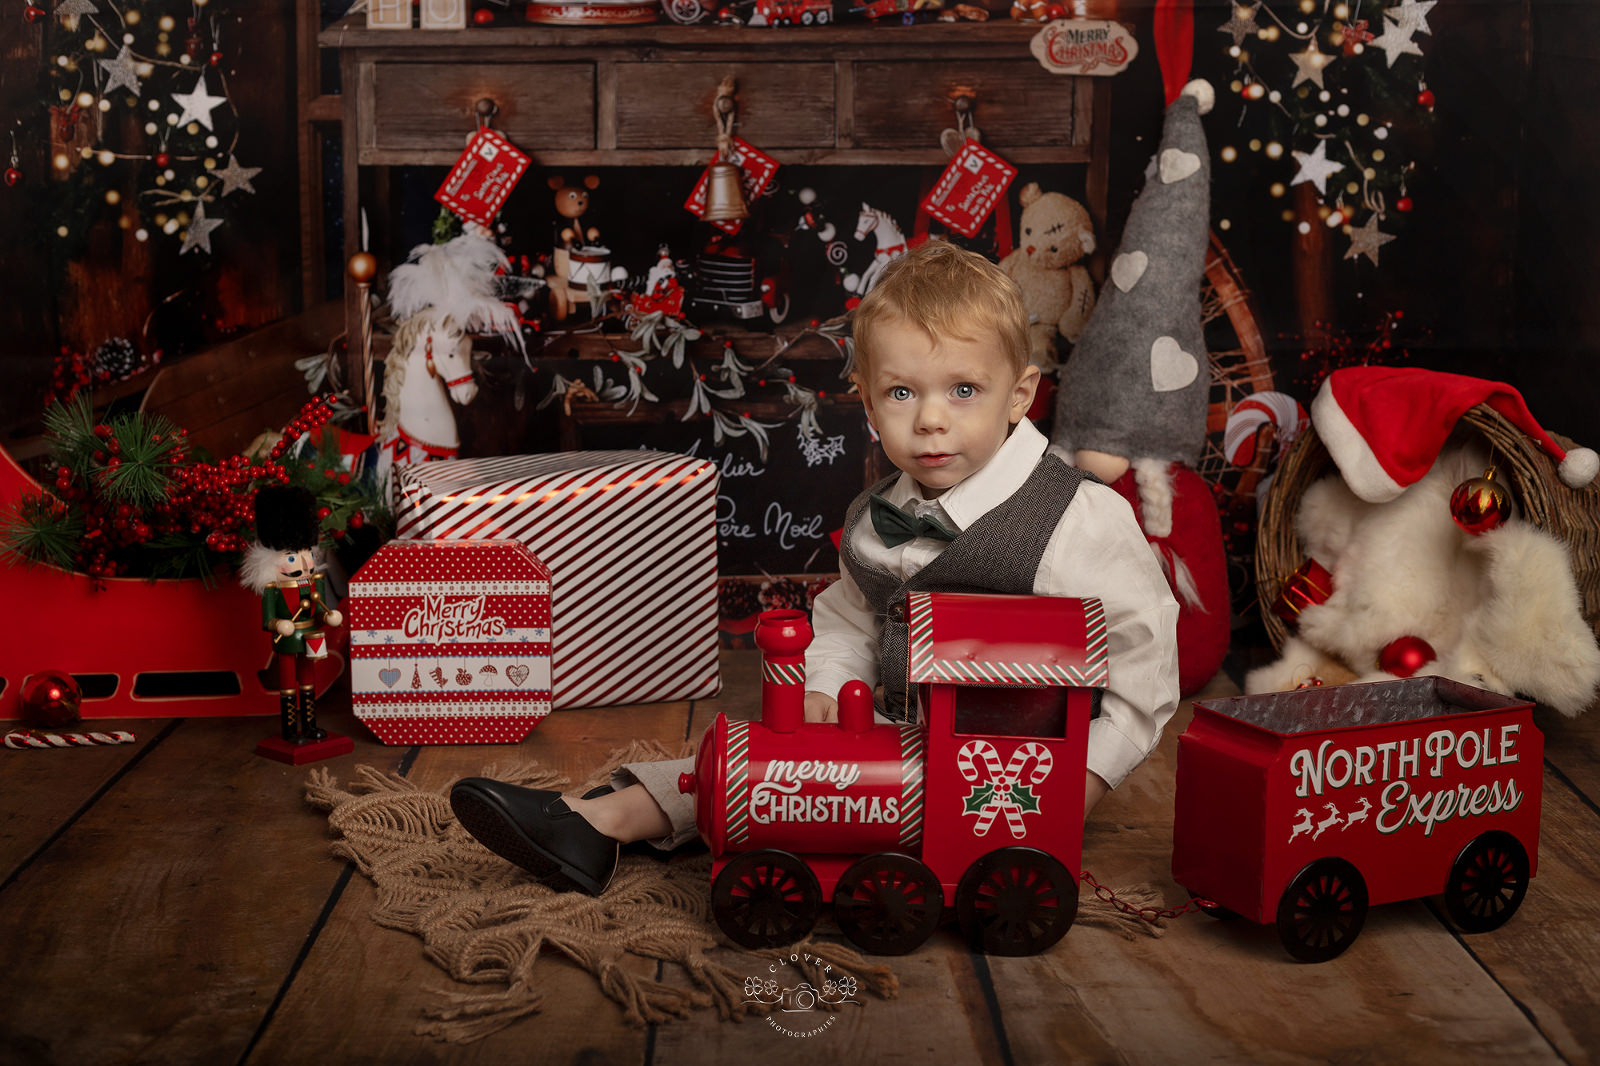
xmin=1215 ymin=0 xmax=1437 ymax=267
xmin=536 ymin=306 xmax=855 ymax=462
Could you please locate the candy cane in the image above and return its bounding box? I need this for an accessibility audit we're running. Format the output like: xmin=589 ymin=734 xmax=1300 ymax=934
xmin=957 ymin=740 xmax=1008 ymax=836
xmin=5 ymin=730 xmax=136 ymax=750
xmin=996 ymin=742 xmax=1054 ymax=837
xmin=1223 ymin=391 xmax=1307 ymax=467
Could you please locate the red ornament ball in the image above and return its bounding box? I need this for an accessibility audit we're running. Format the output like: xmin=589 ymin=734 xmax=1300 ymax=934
xmin=1395 ymin=196 xmax=1413 ymax=212
xmin=473 ymin=7 xmax=494 ymax=22
xmin=20 ymin=671 xmax=82 ymax=729
xmin=4 ymin=167 xmax=19 ymax=187
xmin=155 ymin=152 xmax=171 ymax=168
xmin=1045 ymin=2 xmax=1067 ymax=16
xmin=209 ymin=51 xmax=223 ymax=66
xmin=1378 ymin=636 xmax=1436 ymax=678
xmin=1417 ymin=89 xmax=1435 ymax=109
xmin=1450 ymin=468 xmax=1511 ymax=535
xmin=24 ymin=4 xmax=45 ymax=21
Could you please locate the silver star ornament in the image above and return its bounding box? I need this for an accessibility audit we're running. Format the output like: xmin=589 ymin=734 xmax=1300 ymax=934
xmin=99 ymin=46 xmax=141 ymax=98
xmin=1344 ymin=213 xmax=1396 ymax=266
xmin=1372 ymin=21 xmax=1424 ymax=67
xmin=180 ymin=202 xmax=224 ymax=256
xmin=1386 ymin=0 xmax=1436 ymax=37
xmin=1290 ymin=140 xmax=1345 ymax=196
xmin=213 ymin=155 xmax=261 ymax=196
xmin=1291 ymin=40 xmax=1335 ymax=89
xmin=171 ymin=75 xmax=226 ymax=131
xmin=1217 ymin=2 xmax=1260 ymax=47
xmin=55 ymin=0 xmax=100 ymax=17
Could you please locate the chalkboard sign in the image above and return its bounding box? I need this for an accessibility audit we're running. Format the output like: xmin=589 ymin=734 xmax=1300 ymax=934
xmin=566 ymin=400 xmax=877 ymax=577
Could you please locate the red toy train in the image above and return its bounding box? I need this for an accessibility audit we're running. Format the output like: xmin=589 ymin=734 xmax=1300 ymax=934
xmin=1173 ymin=677 xmax=1543 ymax=962
xmin=678 ymin=593 xmax=1108 ymax=956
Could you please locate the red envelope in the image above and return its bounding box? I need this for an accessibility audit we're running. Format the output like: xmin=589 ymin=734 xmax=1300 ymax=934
xmin=919 ymin=141 xmax=1017 ymax=238
xmin=434 ymin=128 xmax=532 ymax=227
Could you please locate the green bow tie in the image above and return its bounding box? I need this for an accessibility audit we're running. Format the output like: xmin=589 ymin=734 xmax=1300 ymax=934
xmin=869 ymin=493 xmax=959 ymax=548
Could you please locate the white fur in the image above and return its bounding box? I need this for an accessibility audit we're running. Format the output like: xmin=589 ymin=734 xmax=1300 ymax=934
xmin=1560 ymin=446 xmax=1599 ymax=488
xmin=1252 ymin=445 xmax=1600 ymax=715
xmin=1181 ymin=79 xmax=1215 ymax=116
xmin=1133 ymin=457 xmax=1174 ymax=538
xmin=239 ymin=542 xmax=324 ymax=595
xmin=388 ymin=232 xmax=523 ymax=352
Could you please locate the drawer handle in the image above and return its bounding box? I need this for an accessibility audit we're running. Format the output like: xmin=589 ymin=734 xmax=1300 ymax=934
xmin=475 ymin=97 xmax=499 ymax=127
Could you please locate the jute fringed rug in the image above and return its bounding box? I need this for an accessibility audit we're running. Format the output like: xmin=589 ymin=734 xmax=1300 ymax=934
xmin=302 ymin=740 xmax=899 ymax=1043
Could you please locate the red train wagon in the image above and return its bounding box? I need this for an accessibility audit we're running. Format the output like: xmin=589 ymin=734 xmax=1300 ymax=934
xmin=680 ymin=592 xmax=1106 ymax=956
xmin=0 ymin=443 xmax=344 ymax=722
xmin=1172 ymin=677 xmax=1543 ymax=961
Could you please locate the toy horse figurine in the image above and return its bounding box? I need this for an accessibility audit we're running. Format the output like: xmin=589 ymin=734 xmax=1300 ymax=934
xmin=374 ymin=230 xmax=523 ymax=499
xmin=846 ymin=202 xmax=909 ymax=295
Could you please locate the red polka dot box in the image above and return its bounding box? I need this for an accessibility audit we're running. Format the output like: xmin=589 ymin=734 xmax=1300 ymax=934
xmin=393 ymin=451 xmax=722 ymax=710
xmin=347 ymin=540 xmax=552 ymax=745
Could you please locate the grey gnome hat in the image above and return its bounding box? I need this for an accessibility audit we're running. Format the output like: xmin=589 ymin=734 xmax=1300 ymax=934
xmin=1054 ymin=80 xmax=1215 ymax=467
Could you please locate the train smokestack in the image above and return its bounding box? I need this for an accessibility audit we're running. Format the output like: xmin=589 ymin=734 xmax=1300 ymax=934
xmin=754 ymin=608 xmax=811 ymax=733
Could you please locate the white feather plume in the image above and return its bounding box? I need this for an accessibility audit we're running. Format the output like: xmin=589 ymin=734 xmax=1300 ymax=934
xmin=387 ymin=232 xmax=523 ymax=352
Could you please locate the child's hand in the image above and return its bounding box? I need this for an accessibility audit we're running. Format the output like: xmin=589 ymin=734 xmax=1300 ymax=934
xmin=804 ymin=692 xmax=838 ymax=723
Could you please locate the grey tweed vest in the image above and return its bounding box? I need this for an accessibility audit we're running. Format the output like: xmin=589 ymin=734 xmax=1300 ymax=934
xmin=839 ymin=452 xmax=1092 ymax=721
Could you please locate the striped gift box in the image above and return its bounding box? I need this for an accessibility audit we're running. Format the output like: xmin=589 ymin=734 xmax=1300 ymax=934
xmin=348 ymin=540 xmax=553 ymax=745
xmin=394 ymin=451 xmax=722 ymax=709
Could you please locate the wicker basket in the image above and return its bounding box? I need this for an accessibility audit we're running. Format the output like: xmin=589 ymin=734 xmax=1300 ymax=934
xmin=1256 ymin=403 xmax=1600 ymax=650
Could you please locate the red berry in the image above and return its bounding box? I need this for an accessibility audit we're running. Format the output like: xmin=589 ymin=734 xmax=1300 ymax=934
xmin=317 ymin=506 xmax=332 ymax=520
xmin=473 ymin=7 xmax=494 ymax=22
xmin=1396 ymin=196 xmax=1413 ymax=212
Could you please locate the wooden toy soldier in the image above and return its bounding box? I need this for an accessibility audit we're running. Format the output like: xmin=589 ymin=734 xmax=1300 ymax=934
xmin=241 ymin=484 xmax=344 ymax=746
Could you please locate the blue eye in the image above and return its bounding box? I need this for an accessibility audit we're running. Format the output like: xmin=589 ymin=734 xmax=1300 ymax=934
xmin=953 ymin=383 xmax=977 ymax=399
xmin=889 ymin=385 xmax=912 ymax=401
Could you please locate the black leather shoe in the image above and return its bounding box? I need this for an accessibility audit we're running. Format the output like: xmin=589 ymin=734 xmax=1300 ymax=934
xmin=450 ymin=778 xmax=619 ymax=895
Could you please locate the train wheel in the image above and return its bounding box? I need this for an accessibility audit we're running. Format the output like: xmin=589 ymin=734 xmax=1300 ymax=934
xmin=1444 ymin=831 xmax=1530 ymax=934
xmin=663 ymin=0 xmax=706 ymax=21
xmin=954 ymin=847 xmax=1077 ymax=957
xmin=1275 ymin=858 xmax=1368 ymax=962
xmin=712 ymin=849 xmax=822 ymax=950
xmin=833 ymin=853 xmax=945 ymax=955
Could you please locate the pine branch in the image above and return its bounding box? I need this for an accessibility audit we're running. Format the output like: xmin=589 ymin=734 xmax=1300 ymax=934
xmin=0 ymin=493 xmax=83 ymax=570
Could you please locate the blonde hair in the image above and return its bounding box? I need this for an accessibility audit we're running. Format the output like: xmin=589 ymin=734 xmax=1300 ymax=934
xmin=851 ymin=241 xmax=1030 ymax=384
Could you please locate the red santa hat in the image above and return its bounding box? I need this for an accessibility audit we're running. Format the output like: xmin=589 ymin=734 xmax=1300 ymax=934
xmin=1311 ymin=366 xmax=1599 ymax=502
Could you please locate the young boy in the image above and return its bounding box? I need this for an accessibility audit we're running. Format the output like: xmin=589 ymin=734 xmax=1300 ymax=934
xmin=450 ymin=241 xmax=1180 ymax=896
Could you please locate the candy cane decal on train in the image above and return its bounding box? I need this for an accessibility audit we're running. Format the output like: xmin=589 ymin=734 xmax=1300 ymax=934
xmin=1172 ymin=677 xmax=1544 ymax=962
xmin=679 ymin=592 xmax=1106 ymax=956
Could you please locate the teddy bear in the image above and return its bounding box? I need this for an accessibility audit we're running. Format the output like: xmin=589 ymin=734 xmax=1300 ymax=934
xmin=998 ymin=183 xmax=1097 ymax=370
xmin=547 ymin=174 xmax=623 ymax=321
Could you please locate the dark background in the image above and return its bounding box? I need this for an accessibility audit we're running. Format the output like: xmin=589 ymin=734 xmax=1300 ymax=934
xmin=1 ymin=0 xmax=1595 ymax=444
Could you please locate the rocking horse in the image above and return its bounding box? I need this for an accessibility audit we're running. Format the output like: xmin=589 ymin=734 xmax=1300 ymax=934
xmin=373 ymin=231 xmax=522 ymax=499
xmin=845 ymin=202 xmax=909 ymax=296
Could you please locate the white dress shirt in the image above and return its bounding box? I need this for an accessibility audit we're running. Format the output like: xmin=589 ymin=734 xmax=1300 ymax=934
xmin=805 ymin=418 xmax=1181 ymax=790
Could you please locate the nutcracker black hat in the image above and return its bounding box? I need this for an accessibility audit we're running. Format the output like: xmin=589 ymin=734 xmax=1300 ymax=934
xmin=254 ymin=484 xmax=322 ymax=551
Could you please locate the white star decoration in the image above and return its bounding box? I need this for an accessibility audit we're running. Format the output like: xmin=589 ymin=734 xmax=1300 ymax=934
xmin=213 ymin=154 xmax=261 ymax=196
xmin=55 ymin=0 xmax=99 ymax=17
xmin=1290 ymin=40 xmax=1334 ymax=89
xmin=1217 ymin=2 xmax=1260 ymax=47
xmin=1386 ymin=0 xmax=1436 ymax=37
xmin=1344 ymin=213 xmax=1396 ymax=266
xmin=179 ymin=201 xmax=224 ymax=256
xmin=1371 ymin=20 xmax=1424 ymax=67
xmin=171 ymin=75 xmax=226 ymax=131
xmin=1290 ymin=140 xmax=1345 ymax=196
xmin=98 ymin=46 xmax=141 ymax=97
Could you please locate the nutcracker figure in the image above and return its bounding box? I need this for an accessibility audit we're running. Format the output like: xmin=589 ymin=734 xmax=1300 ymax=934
xmin=241 ymin=484 xmax=352 ymax=763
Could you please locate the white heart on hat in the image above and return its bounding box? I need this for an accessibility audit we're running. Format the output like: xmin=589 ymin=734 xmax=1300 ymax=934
xmin=1150 ymin=336 xmax=1199 ymax=392
xmin=1111 ymin=251 xmax=1148 ymax=293
xmin=1159 ymin=148 xmax=1202 ymax=184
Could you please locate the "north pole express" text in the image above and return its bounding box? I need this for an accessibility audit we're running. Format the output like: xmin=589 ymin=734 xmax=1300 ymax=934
xmin=1290 ymin=724 xmax=1523 ymax=836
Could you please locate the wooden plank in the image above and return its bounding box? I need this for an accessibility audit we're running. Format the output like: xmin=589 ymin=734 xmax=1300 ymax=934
xmin=0 ymin=713 xmax=406 ymax=1066
xmin=1533 ymin=700 xmax=1600 ymax=802
xmin=985 ymin=690 xmax=1565 ymax=1065
xmin=0 ymin=718 xmax=169 ymax=885
xmin=1447 ymin=738 xmax=1600 ymax=1064
xmin=250 ymin=702 xmax=692 ymax=1061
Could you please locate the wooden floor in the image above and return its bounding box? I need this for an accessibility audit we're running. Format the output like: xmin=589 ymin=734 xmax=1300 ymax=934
xmin=5 ymin=648 xmax=1599 ymax=1066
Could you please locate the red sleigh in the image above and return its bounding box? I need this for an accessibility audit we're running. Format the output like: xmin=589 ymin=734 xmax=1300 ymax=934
xmin=0 ymin=443 xmax=345 ymax=721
